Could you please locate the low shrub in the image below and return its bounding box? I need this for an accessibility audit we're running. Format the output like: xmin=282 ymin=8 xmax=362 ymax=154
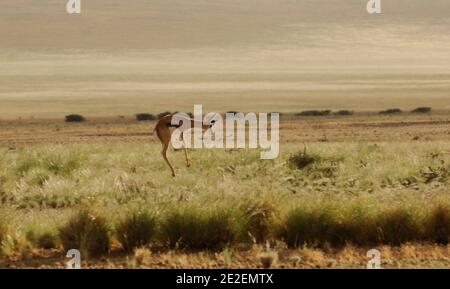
xmin=334 ymin=110 xmax=354 ymax=116
xmin=135 ymin=113 xmax=156 ymax=121
xmin=379 ymin=108 xmax=402 ymax=115
xmin=297 ymin=110 xmax=331 ymax=117
xmin=411 ymin=107 xmax=431 ymax=114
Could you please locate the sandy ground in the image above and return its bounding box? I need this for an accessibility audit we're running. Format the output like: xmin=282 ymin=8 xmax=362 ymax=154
xmin=1 ymin=244 xmax=449 ymax=269
xmin=1 ymin=113 xmax=449 ymax=148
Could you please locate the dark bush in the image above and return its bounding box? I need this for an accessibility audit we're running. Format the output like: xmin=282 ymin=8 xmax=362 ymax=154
xmin=334 ymin=110 xmax=354 ymax=116
xmin=59 ymin=210 xmax=110 ymax=258
xmin=135 ymin=113 xmax=156 ymax=121
xmin=379 ymin=108 xmax=402 ymax=115
xmin=297 ymin=110 xmax=331 ymax=117
xmin=116 ymin=211 xmax=157 ymax=252
xmin=65 ymin=114 xmax=86 ymax=122
xmin=411 ymin=107 xmax=432 ymax=114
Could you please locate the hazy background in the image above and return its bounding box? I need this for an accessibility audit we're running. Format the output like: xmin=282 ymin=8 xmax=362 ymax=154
xmin=1 ymin=0 xmax=449 ymax=117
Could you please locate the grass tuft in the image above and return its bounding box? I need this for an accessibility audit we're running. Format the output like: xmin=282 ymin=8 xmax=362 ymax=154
xmin=37 ymin=233 xmax=59 ymax=249
xmin=378 ymin=208 xmax=422 ymax=245
xmin=116 ymin=210 xmax=157 ymax=252
xmin=59 ymin=209 xmax=110 ymax=258
xmin=288 ymin=150 xmax=320 ymax=169
xmin=240 ymin=200 xmax=278 ymax=243
xmin=161 ymin=206 xmax=237 ymax=250
xmin=425 ymin=204 xmax=450 ymax=244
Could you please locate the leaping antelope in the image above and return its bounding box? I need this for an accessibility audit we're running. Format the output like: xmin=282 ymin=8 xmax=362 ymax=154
xmin=153 ymin=114 xmax=214 ymax=177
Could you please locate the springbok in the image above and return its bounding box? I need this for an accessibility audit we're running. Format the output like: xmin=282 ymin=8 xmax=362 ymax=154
xmin=153 ymin=114 xmax=214 ymax=177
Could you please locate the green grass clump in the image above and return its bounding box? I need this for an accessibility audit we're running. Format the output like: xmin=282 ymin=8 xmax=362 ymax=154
xmin=59 ymin=209 xmax=110 ymax=258
xmin=116 ymin=210 xmax=157 ymax=252
xmin=161 ymin=206 xmax=238 ymax=250
xmin=15 ymin=149 xmax=84 ymax=177
xmin=26 ymin=230 xmax=59 ymax=249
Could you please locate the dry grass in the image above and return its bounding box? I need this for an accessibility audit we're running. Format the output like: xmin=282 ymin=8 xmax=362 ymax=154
xmin=0 ymin=113 xmax=449 ymax=267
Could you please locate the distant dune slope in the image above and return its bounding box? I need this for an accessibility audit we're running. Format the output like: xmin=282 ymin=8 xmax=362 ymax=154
xmin=0 ymin=0 xmax=449 ymax=117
